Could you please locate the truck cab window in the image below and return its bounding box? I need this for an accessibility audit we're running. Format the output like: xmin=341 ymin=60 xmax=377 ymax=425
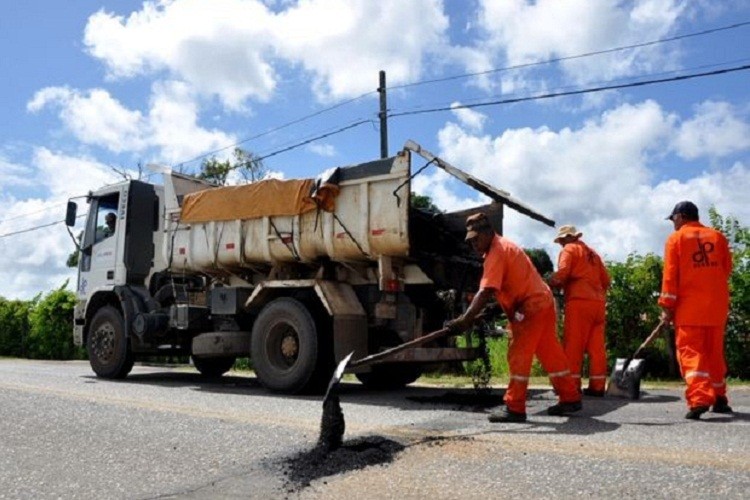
xmin=95 ymin=196 xmax=119 ymax=243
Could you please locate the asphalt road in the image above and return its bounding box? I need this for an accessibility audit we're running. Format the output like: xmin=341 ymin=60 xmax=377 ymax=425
xmin=1 ymin=359 xmax=748 ymax=499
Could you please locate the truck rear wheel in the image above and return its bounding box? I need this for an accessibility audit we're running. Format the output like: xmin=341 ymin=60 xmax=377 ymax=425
xmin=87 ymin=306 xmax=134 ymax=379
xmin=356 ymin=364 xmax=422 ymax=390
xmin=192 ymin=356 xmax=236 ymax=378
xmin=251 ymin=298 xmax=320 ymax=393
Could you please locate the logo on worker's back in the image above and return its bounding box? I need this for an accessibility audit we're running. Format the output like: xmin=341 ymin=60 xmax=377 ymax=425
xmin=692 ymin=239 xmax=716 ymax=267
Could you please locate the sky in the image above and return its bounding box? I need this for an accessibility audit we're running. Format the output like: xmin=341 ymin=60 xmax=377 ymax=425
xmin=1 ymin=0 xmax=749 ymax=300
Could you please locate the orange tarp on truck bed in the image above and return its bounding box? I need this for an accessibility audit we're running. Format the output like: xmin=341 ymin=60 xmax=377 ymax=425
xmin=180 ymin=178 xmax=338 ymax=223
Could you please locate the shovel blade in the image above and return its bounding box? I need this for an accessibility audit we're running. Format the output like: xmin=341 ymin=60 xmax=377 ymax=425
xmin=323 ymin=351 xmax=354 ymax=402
xmin=606 ymin=357 xmax=646 ymax=400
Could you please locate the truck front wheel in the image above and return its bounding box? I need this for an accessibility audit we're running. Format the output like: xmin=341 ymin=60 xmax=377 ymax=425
xmin=87 ymin=306 xmax=134 ymax=379
xmin=251 ymin=298 xmax=319 ymax=393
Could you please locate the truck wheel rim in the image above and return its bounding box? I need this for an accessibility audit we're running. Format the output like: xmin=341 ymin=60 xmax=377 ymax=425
xmin=92 ymin=323 xmax=115 ymax=363
xmin=267 ymin=322 xmax=299 ymax=368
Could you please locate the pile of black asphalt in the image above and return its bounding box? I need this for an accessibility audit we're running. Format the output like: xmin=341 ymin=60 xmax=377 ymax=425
xmin=279 ymin=392 xmax=404 ymax=491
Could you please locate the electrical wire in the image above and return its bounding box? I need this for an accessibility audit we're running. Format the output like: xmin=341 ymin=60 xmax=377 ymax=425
xmin=0 ymin=214 xmax=88 ymax=239
xmin=0 ymin=220 xmax=66 ymax=239
xmin=250 ymin=119 xmax=374 ymax=163
xmin=390 ymin=20 xmax=750 ymax=90
xmin=177 ymin=90 xmax=376 ymax=167
xmin=388 ymin=64 xmax=750 ymax=118
xmin=0 ymin=203 xmax=67 ymax=224
xmin=391 ymin=57 xmax=750 ymax=113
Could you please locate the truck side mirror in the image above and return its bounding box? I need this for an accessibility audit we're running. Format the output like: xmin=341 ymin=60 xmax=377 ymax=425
xmin=65 ymin=201 xmax=78 ymax=227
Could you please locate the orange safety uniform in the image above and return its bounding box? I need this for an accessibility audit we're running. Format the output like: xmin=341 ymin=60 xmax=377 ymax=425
xmin=481 ymin=235 xmax=581 ymax=414
xmin=658 ymin=221 xmax=732 ymax=409
xmin=550 ymin=240 xmax=611 ymax=392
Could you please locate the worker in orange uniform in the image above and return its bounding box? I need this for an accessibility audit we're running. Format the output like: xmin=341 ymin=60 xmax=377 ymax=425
xmin=447 ymin=213 xmax=582 ymax=423
xmin=548 ymin=225 xmax=610 ymax=397
xmin=659 ymin=201 xmax=733 ymax=420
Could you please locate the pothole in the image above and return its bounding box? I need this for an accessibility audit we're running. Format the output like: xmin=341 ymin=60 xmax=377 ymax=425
xmin=280 ymin=435 xmax=405 ymax=491
xmin=407 ymin=390 xmax=503 ymax=411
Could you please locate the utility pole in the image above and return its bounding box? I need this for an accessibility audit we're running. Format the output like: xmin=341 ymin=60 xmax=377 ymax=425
xmin=378 ymin=70 xmax=388 ymax=159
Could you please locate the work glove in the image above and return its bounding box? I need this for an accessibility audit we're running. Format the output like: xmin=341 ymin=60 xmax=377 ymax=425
xmin=446 ymin=316 xmax=470 ymax=334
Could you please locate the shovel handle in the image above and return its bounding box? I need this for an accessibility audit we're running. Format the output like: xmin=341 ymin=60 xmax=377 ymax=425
xmin=348 ymin=311 xmax=491 ymax=369
xmin=632 ymin=320 xmax=668 ymax=359
xmin=349 ymin=326 xmax=452 ymax=368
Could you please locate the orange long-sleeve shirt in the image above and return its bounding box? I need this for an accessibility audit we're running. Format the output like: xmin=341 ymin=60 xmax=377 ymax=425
xmin=658 ymin=221 xmax=732 ymax=326
xmin=550 ymin=240 xmax=610 ymax=302
xmin=480 ymin=235 xmax=553 ymax=318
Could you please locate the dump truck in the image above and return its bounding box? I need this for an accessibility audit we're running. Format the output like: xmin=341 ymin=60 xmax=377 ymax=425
xmin=66 ymin=140 xmax=553 ymax=393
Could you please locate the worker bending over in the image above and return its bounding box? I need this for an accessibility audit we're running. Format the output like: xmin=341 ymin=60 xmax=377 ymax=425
xmin=549 ymin=225 xmax=610 ymax=397
xmin=659 ymin=201 xmax=733 ymax=420
xmin=448 ymin=213 xmax=582 ymax=423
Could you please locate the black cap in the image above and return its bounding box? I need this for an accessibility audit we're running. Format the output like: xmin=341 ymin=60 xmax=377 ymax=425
xmin=666 ymin=201 xmax=699 ymax=221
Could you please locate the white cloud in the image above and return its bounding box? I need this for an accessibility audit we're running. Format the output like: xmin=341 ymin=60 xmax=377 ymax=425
xmin=147 ymin=81 xmax=237 ymax=163
xmin=307 ymin=143 xmax=336 ymax=157
xmin=0 ymin=156 xmax=34 ymax=191
xmin=28 ymin=87 xmax=147 ymax=153
xmin=84 ymin=0 xmax=277 ymax=109
xmin=0 ymin=150 xmax=128 ymax=300
xmin=26 ymin=83 xmax=236 ymax=165
xmin=673 ymin=100 xmax=750 ymax=159
xmin=429 ymin=99 xmax=750 ymax=262
xmin=271 ymin=0 xmax=449 ymax=101
xmin=450 ymin=103 xmax=487 ymax=132
xmin=476 ymin=0 xmax=686 ymax=89
xmin=31 ymin=147 xmax=125 ymax=198
xmin=83 ymin=0 xmax=450 ymax=105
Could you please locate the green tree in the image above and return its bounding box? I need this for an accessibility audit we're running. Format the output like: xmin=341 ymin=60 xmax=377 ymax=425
xmin=26 ymin=283 xmax=83 ymax=360
xmin=604 ymin=253 xmax=675 ymax=375
xmin=66 ymin=231 xmax=82 ymax=268
xmin=708 ymin=207 xmax=750 ymax=378
xmin=0 ymin=297 xmax=33 ymax=357
xmin=199 ymin=147 xmax=266 ymax=185
xmin=524 ymin=248 xmax=554 ymax=277
xmin=410 ymin=193 xmax=441 ymax=213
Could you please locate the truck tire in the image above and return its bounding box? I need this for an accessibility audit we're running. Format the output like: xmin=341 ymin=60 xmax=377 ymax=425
xmin=356 ymin=364 xmax=422 ymax=390
xmin=251 ymin=298 xmax=320 ymax=393
xmin=192 ymin=356 xmax=236 ymax=378
xmin=87 ymin=306 xmax=134 ymax=379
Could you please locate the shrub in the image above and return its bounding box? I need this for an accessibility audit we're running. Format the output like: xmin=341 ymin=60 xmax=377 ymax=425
xmin=0 ymin=298 xmax=33 ymax=357
xmin=26 ymin=285 xmax=85 ymax=360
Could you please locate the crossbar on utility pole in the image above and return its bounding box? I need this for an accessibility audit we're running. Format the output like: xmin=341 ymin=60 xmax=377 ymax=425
xmin=378 ymin=70 xmax=388 ymax=159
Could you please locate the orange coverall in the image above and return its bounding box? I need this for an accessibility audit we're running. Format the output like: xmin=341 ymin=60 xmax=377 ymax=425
xmin=550 ymin=240 xmax=611 ymax=392
xmin=481 ymin=235 xmax=580 ymax=414
xmin=658 ymin=221 xmax=732 ymax=409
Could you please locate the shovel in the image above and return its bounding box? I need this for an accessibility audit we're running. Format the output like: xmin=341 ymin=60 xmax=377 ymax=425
xmin=606 ymin=319 xmax=668 ymax=400
xmin=324 ymin=325 xmax=453 ymax=403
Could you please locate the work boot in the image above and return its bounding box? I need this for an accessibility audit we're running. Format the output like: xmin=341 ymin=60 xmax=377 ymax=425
xmin=488 ymin=408 xmax=527 ymax=423
xmin=583 ymin=388 xmax=605 ymax=397
xmin=685 ymin=405 xmax=709 ymax=420
xmin=547 ymin=401 xmax=583 ymax=416
xmin=712 ymin=396 xmax=733 ymax=414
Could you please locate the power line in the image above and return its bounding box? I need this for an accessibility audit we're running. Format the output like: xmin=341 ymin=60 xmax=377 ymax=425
xmin=388 ymin=64 xmax=750 ymax=118
xmin=0 ymin=214 xmax=88 ymax=239
xmin=0 ymin=202 xmax=67 ymax=224
xmin=252 ymin=119 xmax=374 ymax=163
xmin=391 ymin=57 xmax=750 ymax=113
xmin=177 ymin=90 xmax=376 ymax=167
xmin=390 ymin=20 xmax=750 ymax=90
xmin=0 ymin=219 xmax=66 ymax=239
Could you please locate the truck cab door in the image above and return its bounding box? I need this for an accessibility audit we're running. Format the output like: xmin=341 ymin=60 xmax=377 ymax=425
xmin=78 ymin=192 xmax=122 ymax=296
